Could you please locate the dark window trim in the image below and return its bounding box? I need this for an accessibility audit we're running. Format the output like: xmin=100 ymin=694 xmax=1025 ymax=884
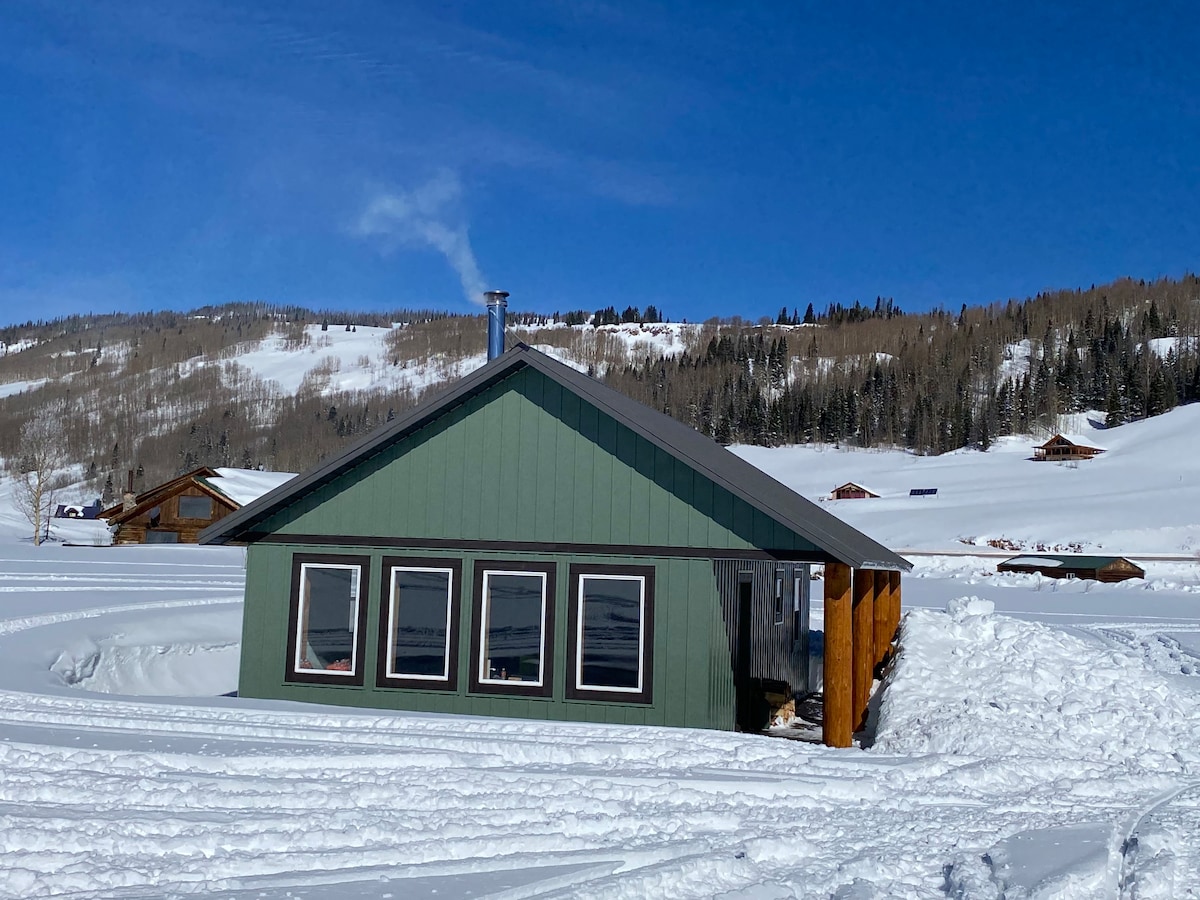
xmin=376 ymin=556 xmax=462 ymax=692
xmin=284 ymin=553 xmax=371 ymax=687
xmin=468 ymin=560 xmax=556 ymax=698
xmin=565 ymin=564 xmax=655 ymax=705
xmin=245 ymin=532 xmax=828 ymax=563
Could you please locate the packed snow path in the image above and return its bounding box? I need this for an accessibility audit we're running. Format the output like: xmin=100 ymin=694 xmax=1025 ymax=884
xmin=1 ymin=548 xmax=1199 ymax=897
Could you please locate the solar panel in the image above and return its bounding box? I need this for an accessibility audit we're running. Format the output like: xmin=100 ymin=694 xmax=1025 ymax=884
xmin=909 ymin=488 xmax=938 ymax=496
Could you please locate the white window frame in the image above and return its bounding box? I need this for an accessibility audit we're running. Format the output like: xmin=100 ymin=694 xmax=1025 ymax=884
xmin=478 ymin=569 xmax=549 ymax=688
xmin=294 ymin=562 xmax=362 ymax=677
xmin=385 ymin=565 xmax=456 ymax=681
xmin=574 ymin=573 xmax=646 ymax=694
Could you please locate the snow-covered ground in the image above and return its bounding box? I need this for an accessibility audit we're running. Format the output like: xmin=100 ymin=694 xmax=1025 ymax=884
xmin=1 ymin=408 xmax=1199 ymax=897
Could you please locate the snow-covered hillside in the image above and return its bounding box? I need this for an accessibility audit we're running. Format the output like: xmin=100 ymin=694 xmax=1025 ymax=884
xmin=735 ymin=403 xmax=1200 ymax=556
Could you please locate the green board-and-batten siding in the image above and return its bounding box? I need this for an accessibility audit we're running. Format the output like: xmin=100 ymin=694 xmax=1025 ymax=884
xmin=240 ymin=544 xmax=736 ymax=730
xmin=255 ymin=366 xmax=822 ymax=557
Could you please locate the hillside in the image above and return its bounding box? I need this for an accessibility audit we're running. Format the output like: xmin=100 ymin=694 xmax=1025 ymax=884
xmin=1 ymin=275 xmax=1199 ymax=501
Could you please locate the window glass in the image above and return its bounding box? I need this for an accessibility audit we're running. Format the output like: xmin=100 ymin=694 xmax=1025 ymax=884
xmin=296 ymin=564 xmax=360 ymax=675
xmin=388 ymin=568 xmax=453 ymax=680
xmin=578 ymin=575 xmax=643 ymax=691
xmin=774 ymin=576 xmax=785 ymax=624
xmin=179 ymin=495 xmax=212 ymax=519
xmin=145 ymin=530 xmax=179 ymax=543
xmin=480 ymin=571 xmax=546 ymax=685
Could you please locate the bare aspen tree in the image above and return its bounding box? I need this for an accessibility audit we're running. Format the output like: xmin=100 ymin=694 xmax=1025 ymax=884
xmin=12 ymin=407 xmax=70 ymax=546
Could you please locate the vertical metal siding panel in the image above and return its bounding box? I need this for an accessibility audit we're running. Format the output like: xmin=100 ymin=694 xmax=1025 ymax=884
xmin=648 ymin=446 xmax=674 ymax=547
xmin=406 ymin=432 xmax=431 ymax=538
xmin=458 ymin=399 xmax=485 ymax=540
xmin=534 ymin=379 xmax=560 ymax=544
xmin=667 ymin=460 xmax=690 ymax=547
xmin=476 ymin=390 xmax=504 ymax=537
xmin=442 ymin=411 xmax=467 ymax=541
xmin=610 ymin=424 xmax=634 ymax=545
xmin=683 ymin=561 xmax=714 ymax=727
xmin=516 ymin=372 xmax=542 ymax=534
xmin=662 ymin=561 xmax=689 ymax=727
xmin=574 ymin=399 xmax=597 ymax=544
xmin=592 ymin=415 xmax=615 ymax=542
xmin=709 ymin=488 xmax=734 ymax=549
xmin=688 ymin=476 xmax=714 ymax=548
xmin=554 ymin=389 xmax=581 ymax=539
xmin=425 ymin=427 xmax=448 ymax=540
xmin=627 ymin=433 xmax=653 ymax=546
xmin=495 ymin=388 xmax=521 ymax=529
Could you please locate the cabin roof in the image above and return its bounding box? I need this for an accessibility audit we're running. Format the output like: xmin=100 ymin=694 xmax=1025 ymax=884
xmin=831 ymin=481 xmax=880 ymax=497
xmin=999 ymin=553 xmax=1140 ymax=570
xmin=201 ymin=344 xmax=910 ymax=571
xmin=1035 ymin=434 xmax=1106 ymax=451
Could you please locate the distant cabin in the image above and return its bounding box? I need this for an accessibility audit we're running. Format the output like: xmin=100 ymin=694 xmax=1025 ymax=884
xmin=201 ymin=343 xmax=911 ymax=737
xmin=830 ymin=482 xmax=879 ymax=500
xmin=102 ymin=467 xmax=295 ymax=545
xmin=1033 ymin=434 xmax=1106 ymax=462
xmin=54 ymin=500 xmax=103 ymax=520
xmin=997 ymin=554 xmax=1144 ymax=583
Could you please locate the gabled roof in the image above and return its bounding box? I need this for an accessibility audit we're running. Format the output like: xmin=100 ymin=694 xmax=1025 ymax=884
xmin=1035 ymin=434 xmax=1106 ymax=451
xmin=201 ymin=345 xmax=910 ymax=571
xmin=831 ymin=482 xmax=880 ymax=497
xmin=103 ymin=467 xmax=231 ymax=526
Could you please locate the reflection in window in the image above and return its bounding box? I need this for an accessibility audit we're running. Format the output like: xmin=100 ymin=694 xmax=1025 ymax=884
xmin=295 ymin=564 xmax=360 ymax=675
xmin=179 ymin=495 xmax=213 ymax=519
xmin=479 ymin=571 xmax=546 ymax=685
xmin=577 ymin=575 xmax=644 ymax=692
xmin=387 ymin=567 xmax=454 ymax=680
xmin=774 ymin=576 xmax=785 ymax=625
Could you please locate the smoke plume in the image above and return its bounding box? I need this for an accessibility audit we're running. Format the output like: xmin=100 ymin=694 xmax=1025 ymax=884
xmin=355 ymin=170 xmax=487 ymax=305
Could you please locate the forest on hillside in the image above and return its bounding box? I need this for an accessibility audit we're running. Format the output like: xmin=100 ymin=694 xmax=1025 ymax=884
xmin=1 ymin=276 xmax=1198 ymax=500
xmin=609 ymin=276 xmax=1200 ymax=454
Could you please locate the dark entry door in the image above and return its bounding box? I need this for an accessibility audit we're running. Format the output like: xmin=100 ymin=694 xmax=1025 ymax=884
xmin=734 ymin=575 xmax=757 ymax=731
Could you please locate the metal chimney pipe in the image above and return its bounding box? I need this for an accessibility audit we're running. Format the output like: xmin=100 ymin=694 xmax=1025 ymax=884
xmin=484 ymin=291 xmax=509 ymax=360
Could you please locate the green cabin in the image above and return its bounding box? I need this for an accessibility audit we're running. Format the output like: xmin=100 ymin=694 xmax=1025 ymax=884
xmin=202 ymin=343 xmax=909 ymax=732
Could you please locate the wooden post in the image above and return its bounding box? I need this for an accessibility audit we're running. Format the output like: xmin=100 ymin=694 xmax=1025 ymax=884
xmin=822 ymin=561 xmax=853 ymax=748
xmin=872 ymin=570 xmax=891 ymax=668
xmin=889 ymin=571 xmax=902 ymax=643
xmin=852 ymin=570 xmax=875 ymax=732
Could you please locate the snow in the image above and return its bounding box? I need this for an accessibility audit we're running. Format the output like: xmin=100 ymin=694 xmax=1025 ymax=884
xmin=207 ymin=467 xmax=296 ymax=507
xmin=0 ymin=377 xmax=48 ymax=398
xmin=1003 ymin=556 xmax=1065 ymax=567
xmin=733 ymin=403 xmax=1200 ymax=555
xmin=1 ymin=398 xmax=1200 ymax=895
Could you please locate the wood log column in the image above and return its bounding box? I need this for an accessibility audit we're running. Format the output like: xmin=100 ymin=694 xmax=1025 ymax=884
xmin=822 ymin=561 xmax=853 ymax=748
xmin=889 ymin=571 xmax=902 ymax=644
xmin=851 ymin=570 xmax=875 ymax=732
xmin=872 ymin=570 xmax=892 ymax=669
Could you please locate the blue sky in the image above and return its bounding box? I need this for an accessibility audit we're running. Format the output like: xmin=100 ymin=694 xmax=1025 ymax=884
xmin=2 ymin=1 xmax=1198 ymax=326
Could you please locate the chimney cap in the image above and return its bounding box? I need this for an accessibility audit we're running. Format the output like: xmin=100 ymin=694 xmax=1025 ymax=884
xmin=483 ymin=290 xmax=509 ymax=306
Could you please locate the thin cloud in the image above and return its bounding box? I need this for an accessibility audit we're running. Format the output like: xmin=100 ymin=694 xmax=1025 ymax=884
xmin=354 ymin=170 xmax=487 ymax=306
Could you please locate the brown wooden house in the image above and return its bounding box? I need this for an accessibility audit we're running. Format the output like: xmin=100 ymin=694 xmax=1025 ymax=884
xmin=102 ymin=467 xmax=295 ymax=544
xmin=1033 ymin=434 xmax=1106 ymax=462
xmin=997 ymin=554 xmax=1145 ymax=583
xmin=830 ymin=482 xmax=880 ymax=500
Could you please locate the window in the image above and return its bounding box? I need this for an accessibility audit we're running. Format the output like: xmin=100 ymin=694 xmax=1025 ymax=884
xmin=178 ymin=495 xmax=213 ymax=519
xmin=285 ymin=555 xmax=369 ymax=686
xmin=145 ymin=530 xmax=178 ymax=544
xmin=566 ymin=564 xmax=654 ymax=704
xmin=773 ymin=575 xmax=785 ymax=625
xmin=469 ymin=561 xmax=555 ymax=697
xmin=377 ymin=558 xmax=461 ymax=691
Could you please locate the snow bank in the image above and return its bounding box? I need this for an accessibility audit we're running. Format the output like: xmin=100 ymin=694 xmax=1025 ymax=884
xmin=875 ymin=601 xmax=1200 ymax=771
